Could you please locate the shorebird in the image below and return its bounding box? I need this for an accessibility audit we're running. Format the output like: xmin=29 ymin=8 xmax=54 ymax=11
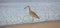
xmin=24 ymin=5 xmax=40 ymax=22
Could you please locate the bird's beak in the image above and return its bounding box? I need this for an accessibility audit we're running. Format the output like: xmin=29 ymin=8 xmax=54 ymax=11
xmin=24 ymin=7 xmax=27 ymax=9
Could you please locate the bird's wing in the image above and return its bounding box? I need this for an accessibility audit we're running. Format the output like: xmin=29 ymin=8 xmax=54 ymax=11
xmin=31 ymin=11 xmax=40 ymax=19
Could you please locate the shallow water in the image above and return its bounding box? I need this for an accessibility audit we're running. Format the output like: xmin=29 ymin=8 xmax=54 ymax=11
xmin=0 ymin=1 xmax=60 ymax=26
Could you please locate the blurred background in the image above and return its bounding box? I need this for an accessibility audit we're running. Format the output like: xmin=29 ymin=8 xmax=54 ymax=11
xmin=0 ymin=0 xmax=60 ymax=26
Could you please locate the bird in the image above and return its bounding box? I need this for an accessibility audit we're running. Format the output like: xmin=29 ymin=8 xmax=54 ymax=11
xmin=24 ymin=5 xmax=40 ymax=22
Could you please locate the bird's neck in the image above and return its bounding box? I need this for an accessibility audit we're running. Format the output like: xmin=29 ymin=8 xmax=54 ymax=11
xmin=27 ymin=7 xmax=31 ymax=12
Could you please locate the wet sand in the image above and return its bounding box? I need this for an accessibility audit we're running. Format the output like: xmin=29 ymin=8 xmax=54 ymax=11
xmin=0 ymin=20 xmax=60 ymax=28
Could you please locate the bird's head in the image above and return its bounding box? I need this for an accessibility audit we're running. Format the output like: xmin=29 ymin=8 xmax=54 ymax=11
xmin=24 ymin=5 xmax=30 ymax=9
xmin=24 ymin=5 xmax=31 ymax=11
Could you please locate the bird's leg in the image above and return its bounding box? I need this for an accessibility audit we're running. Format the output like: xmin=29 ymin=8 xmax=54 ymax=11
xmin=32 ymin=17 xmax=34 ymax=23
xmin=32 ymin=19 xmax=34 ymax=22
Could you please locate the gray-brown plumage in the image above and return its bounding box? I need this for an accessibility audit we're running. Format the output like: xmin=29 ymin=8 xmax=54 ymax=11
xmin=24 ymin=5 xmax=40 ymax=21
